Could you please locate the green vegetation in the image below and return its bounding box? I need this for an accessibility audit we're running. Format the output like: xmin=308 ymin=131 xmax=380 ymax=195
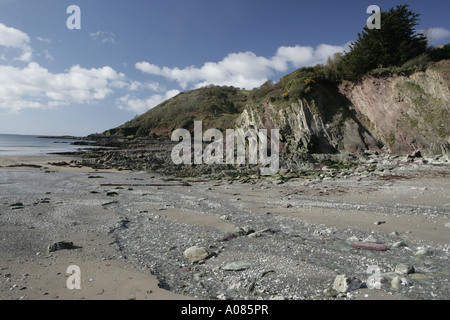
xmin=106 ymin=86 xmax=247 ymax=137
xmin=338 ymin=4 xmax=428 ymax=80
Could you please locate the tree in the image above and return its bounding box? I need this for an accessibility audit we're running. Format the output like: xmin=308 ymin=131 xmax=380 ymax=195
xmin=339 ymin=4 xmax=428 ymax=80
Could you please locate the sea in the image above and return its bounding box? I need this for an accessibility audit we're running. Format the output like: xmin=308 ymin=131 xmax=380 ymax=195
xmin=0 ymin=134 xmax=95 ymax=156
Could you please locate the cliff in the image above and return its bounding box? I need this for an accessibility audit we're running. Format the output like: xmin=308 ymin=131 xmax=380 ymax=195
xmin=104 ymin=60 xmax=450 ymax=170
xmin=234 ymin=60 xmax=450 ymax=168
xmin=339 ymin=60 xmax=450 ymax=157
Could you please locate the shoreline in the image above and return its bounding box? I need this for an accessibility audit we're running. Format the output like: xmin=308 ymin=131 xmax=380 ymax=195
xmin=1 ymin=155 xmax=449 ymax=300
xmin=0 ymin=154 xmax=126 ymax=174
xmin=0 ymin=156 xmax=194 ymax=300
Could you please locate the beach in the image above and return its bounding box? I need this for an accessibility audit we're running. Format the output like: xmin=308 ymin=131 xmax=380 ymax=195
xmin=0 ymin=154 xmax=449 ymax=300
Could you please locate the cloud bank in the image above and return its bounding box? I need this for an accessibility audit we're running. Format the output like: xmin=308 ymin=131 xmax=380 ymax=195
xmin=136 ymin=43 xmax=350 ymax=90
xmin=0 ymin=63 xmax=127 ymax=112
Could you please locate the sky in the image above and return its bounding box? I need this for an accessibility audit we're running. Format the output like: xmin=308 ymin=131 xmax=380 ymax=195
xmin=0 ymin=0 xmax=449 ymax=136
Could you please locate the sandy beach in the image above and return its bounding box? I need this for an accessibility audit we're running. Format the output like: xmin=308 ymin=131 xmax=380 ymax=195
xmin=0 ymin=154 xmax=449 ymax=301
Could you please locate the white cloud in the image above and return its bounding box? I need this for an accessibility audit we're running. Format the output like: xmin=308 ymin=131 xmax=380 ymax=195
xmin=0 ymin=23 xmax=32 ymax=62
xmin=0 ymin=62 xmax=127 ymax=112
xmin=117 ymin=89 xmax=180 ymax=114
xmin=90 ymin=31 xmax=117 ymax=44
xmin=419 ymin=27 xmax=450 ymax=45
xmin=136 ymin=43 xmax=349 ymax=90
xmin=36 ymin=36 xmax=52 ymax=44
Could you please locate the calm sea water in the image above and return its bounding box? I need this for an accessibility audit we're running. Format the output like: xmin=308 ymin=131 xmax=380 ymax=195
xmin=0 ymin=134 xmax=92 ymax=156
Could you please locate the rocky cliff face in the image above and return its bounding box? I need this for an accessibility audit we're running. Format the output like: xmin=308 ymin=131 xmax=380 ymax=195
xmin=339 ymin=60 xmax=450 ymax=157
xmin=235 ymin=60 xmax=450 ymax=168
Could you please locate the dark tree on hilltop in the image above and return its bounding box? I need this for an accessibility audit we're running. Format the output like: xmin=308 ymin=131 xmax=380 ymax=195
xmin=340 ymin=4 xmax=428 ymax=80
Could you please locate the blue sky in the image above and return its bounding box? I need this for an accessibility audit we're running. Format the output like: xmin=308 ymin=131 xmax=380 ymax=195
xmin=0 ymin=0 xmax=449 ymax=136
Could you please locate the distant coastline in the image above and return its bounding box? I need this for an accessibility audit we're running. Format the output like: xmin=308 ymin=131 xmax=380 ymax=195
xmin=0 ymin=134 xmax=99 ymax=157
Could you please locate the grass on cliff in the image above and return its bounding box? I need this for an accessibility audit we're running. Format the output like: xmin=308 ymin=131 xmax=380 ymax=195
xmin=107 ymin=86 xmax=248 ymax=137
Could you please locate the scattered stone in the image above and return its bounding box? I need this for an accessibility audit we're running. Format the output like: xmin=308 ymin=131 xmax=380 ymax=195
xmin=47 ymin=241 xmax=74 ymax=253
xmin=444 ymin=222 xmax=450 ymax=228
xmin=392 ymin=241 xmax=408 ymax=248
xmin=390 ymin=231 xmax=399 ymax=237
xmin=414 ymin=247 xmax=432 ymax=256
xmin=183 ymin=246 xmax=211 ymax=264
xmin=395 ymin=264 xmax=415 ymax=275
xmin=282 ymin=204 xmax=292 ymax=208
xmin=248 ymin=228 xmax=272 ymax=238
xmin=346 ymin=236 xmax=359 ymax=243
xmin=351 ymin=242 xmax=388 ymax=251
xmin=332 ymin=275 xmax=363 ymax=293
xmin=234 ymin=226 xmax=255 ymax=236
xmin=10 ymin=202 xmax=24 ymax=207
xmin=222 ymin=261 xmax=254 ymax=271
xmin=391 ymin=276 xmax=402 ymax=290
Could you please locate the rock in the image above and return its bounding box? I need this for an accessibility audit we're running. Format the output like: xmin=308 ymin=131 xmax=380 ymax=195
xmin=391 ymin=276 xmax=402 ymax=290
xmin=234 ymin=226 xmax=254 ymax=236
xmin=106 ymin=192 xmax=119 ymax=197
xmin=374 ymin=221 xmax=386 ymax=225
xmin=363 ymin=235 xmax=379 ymax=243
xmin=47 ymin=241 xmax=74 ymax=253
xmin=415 ymin=247 xmax=432 ymax=256
xmin=222 ymin=261 xmax=254 ymax=271
xmin=183 ymin=246 xmax=211 ymax=264
xmin=444 ymin=222 xmax=450 ymax=228
xmin=346 ymin=236 xmax=359 ymax=243
xmin=332 ymin=275 xmax=362 ymax=293
xmin=392 ymin=241 xmax=408 ymax=248
xmin=10 ymin=202 xmax=24 ymax=207
xmin=351 ymin=242 xmax=388 ymax=251
xmin=248 ymin=228 xmax=271 ymax=238
xmin=395 ymin=264 xmax=415 ymax=275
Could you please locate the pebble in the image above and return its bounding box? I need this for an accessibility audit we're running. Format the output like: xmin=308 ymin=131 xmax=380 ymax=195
xmin=183 ymin=246 xmax=211 ymax=264
xmin=346 ymin=236 xmax=359 ymax=243
xmin=395 ymin=264 xmax=415 ymax=275
xmin=415 ymin=247 xmax=432 ymax=256
xmin=222 ymin=261 xmax=254 ymax=271
xmin=392 ymin=241 xmax=407 ymax=248
xmin=47 ymin=241 xmax=74 ymax=253
xmin=332 ymin=275 xmax=362 ymax=293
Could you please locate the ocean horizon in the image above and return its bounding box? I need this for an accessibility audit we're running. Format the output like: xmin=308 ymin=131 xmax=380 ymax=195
xmin=0 ymin=133 xmax=92 ymax=157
